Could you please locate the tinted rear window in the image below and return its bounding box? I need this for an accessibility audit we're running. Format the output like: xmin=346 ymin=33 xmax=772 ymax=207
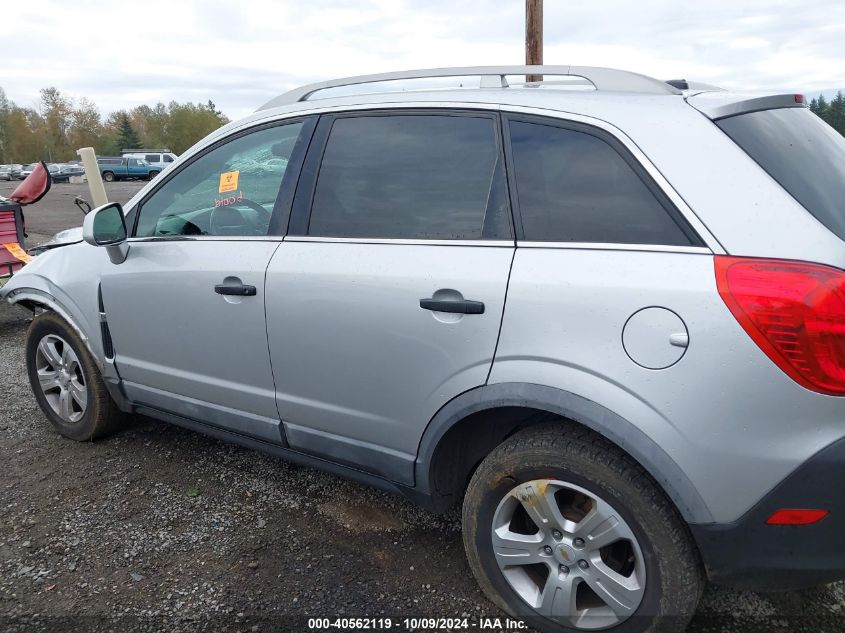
xmin=717 ymin=108 xmax=845 ymax=240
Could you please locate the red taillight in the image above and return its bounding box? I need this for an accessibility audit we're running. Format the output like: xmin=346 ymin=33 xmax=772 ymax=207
xmin=715 ymin=256 xmax=845 ymax=395
xmin=766 ymin=509 xmax=828 ymax=525
xmin=794 ymin=94 xmax=805 ymax=104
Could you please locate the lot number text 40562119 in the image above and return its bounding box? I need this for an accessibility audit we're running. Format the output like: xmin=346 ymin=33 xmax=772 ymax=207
xmin=307 ymin=617 xmax=529 ymax=630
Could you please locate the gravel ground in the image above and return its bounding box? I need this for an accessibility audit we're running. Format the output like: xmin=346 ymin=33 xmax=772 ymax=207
xmin=1 ymin=182 xmax=844 ymax=632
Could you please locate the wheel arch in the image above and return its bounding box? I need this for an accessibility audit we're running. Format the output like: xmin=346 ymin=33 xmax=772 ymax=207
xmin=8 ymin=289 xmax=97 ymax=358
xmin=4 ymin=271 xmax=104 ymax=364
xmin=415 ymin=382 xmax=714 ymax=524
xmin=8 ymin=286 xmax=130 ymax=411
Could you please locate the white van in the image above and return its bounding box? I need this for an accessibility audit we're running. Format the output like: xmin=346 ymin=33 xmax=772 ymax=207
xmin=121 ymin=149 xmax=177 ymax=171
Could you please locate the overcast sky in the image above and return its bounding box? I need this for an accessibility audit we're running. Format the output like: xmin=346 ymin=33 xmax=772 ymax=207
xmin=1 ymin=0 xmax=843 ymax=120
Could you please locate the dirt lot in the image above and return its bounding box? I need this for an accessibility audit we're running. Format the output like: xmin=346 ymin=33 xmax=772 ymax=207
xmin=1 ymin=182 xmax=844 ymax=632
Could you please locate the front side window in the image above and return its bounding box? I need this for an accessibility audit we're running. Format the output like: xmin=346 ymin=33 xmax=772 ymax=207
xmin=308 ymin=114 xmax=507 ymax=240
xmin=135 ymin=122 xmax=304 ymax=237
xmin=163 ymin=155 xmax=174 ymax=163
xmin=508 ymin=120 xmax=696 ymax=245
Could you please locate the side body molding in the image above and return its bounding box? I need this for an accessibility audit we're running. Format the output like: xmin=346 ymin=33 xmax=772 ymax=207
xmin=415 ymin=382 xmax=714 ymax=523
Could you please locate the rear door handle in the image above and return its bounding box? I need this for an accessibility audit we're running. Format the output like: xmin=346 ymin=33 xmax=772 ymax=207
xmin=419 ymin=298 xmax=485 ymax=314
xmin=214 ymin=280 xmax=257 ymax=296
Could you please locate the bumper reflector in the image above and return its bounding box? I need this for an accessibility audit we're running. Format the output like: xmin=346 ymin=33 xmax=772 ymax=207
xmin=766 ymin=509 xmax=828 ymax=525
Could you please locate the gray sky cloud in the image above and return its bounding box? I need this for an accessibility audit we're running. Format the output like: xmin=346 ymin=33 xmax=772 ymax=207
xmin=0 ymin=0 xmax=842 ymax=120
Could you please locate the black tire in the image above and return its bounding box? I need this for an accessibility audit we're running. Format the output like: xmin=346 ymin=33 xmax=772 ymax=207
xmin=25 ymin=311 xmax=124 ymax=441
xmin=463 ymin=423 xmax=704 ymax=633
xmin=102 ymin=171 xmax=115 ymax=182
xmin=147 ymin=170 xmax=160 ymax=180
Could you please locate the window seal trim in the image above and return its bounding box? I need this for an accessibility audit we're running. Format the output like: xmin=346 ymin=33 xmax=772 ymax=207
xmin=127 ymin=235 xmax=284 ymax=243
xmin=502 ymin=112 xmax=706 ymax=248
xmin=284 ymin=236 xmax=514 ymax=247
xmin=130 ymin=115 xmax=317 ymax=238
xmin=280 ymin=236 xmax=709 ymax=253
xmin=288 ymin=108 xmax=515 ymax=242
xmin=517 ymin=241 xmax=712 ymax=254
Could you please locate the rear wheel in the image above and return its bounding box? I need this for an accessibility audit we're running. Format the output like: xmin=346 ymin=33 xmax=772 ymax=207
xmin=102 ymin=171 xmax=115 ymax=182
xmin=26 ymin=312 xmax=124 ymax=441
xmin=462 ymin=424 xmax=703 ymax=633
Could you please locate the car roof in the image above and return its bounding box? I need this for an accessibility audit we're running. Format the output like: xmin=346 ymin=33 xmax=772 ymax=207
xmin=208 ymin=66 xmax=803 ymax=142
xmin=170 ymin=66 xmax=807 ymax=204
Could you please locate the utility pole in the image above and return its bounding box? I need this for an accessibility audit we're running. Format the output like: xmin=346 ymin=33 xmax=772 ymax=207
xmin=525 ymin=0 xmax=543 ymax=82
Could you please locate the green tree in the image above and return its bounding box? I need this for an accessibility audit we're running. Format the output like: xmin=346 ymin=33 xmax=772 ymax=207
xmin=68 ymin=97 xmax=103 ymax=154
xmin=816 ymin=94 xmax=829 ymax=118
xmin=0 ymin=86 xmax=231 ymax=161
xmin=206 ymin=99 xmax=223 ymax=117
xmin=0 ymin=87 xmax=12 ymax=163
xmin=5 ymin=107 xmax=42 ymax=164
xmin=115 ymin=112 xmax=141 ymax=152
xmin=130 ymin=103 xmax=169 ymax=148
xmin=39 ymin=87 xmax=73 ymax=161
xmin=810 ymin=92 xmax=845 ymax=137
xmin=165 ymin=101 xmax=228 ymax=154
xmin=827 ymin=92 xmax=845 ymax=136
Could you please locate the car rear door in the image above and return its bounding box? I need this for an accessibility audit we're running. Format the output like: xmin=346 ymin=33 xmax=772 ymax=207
xmin=265 ymin=110 xmax=515 ymax=484
xmin=100 ymin=117 xmax=315 ymax=442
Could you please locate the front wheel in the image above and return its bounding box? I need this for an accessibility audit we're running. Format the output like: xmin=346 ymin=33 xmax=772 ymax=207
xmin=147 ymin=170 xmax=160 ymax=180
xmin=462 ymin=424 xmax=703 ymax=633
xmin=26 ymin=312 xmax=124 ymax=441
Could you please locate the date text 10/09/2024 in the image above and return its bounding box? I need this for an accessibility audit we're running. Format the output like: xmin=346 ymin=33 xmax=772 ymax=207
xmin=307 ymin=617 xmax=529 ymax=630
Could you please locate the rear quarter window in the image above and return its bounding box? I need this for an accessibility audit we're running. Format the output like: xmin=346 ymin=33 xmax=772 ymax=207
xmin=507 ymin=119 xmax=699 ymax=245
xmin=717 ymin=108 xmax=845 ymax=241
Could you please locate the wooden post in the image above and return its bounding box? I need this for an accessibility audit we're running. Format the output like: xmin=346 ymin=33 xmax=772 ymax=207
xmin=526 ymin=0 xmax=543 ymax=83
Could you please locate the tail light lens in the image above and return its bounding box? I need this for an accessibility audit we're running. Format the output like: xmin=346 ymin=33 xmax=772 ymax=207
xmin=715 ymin=256 xmax=845 ymax=396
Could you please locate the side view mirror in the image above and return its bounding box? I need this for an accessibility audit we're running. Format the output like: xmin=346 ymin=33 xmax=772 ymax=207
xmin=82 ymin=202 xmax=130 ymax=264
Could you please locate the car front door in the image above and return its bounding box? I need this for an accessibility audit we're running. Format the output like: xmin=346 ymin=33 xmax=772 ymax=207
xmin=265 ymin=111 xmax=515 ymax=484
xmin=100 ymin=117 xmax=314 ymax=442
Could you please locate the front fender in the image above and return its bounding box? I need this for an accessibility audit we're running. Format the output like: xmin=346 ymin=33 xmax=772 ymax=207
xmin=2 ymin=244 xmax=110 ymax=374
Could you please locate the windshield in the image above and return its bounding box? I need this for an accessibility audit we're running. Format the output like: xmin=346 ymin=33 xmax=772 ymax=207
xmin=717 ymin=107 xmax=845 ymax=241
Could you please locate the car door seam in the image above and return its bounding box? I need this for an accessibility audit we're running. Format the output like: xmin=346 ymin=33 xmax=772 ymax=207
xmin=485 ymin=246 xmax=516 ymax=385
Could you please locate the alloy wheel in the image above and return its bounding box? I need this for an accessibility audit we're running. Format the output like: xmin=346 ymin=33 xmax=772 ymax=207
xmin=491 ymin=478 xmax=646 ymax=629
xmin=34 ymin=334 xmax=88 ymax=423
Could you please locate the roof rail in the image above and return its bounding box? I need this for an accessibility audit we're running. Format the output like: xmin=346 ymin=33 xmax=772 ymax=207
xmin=121 ymin=148 xmax=172 ymax=154
xmin=258 ymin=65 xmax=681 ymax=110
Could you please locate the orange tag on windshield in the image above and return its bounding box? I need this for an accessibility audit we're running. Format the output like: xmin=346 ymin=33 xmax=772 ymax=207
xmin=219 ymin=170 xmax=240 ymax=193
xmin=3 ymin=242 xmax=32 ymax=264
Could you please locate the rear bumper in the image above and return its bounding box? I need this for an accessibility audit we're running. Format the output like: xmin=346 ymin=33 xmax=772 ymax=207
xmin=690 ymin=436 xmax=845 ymax=591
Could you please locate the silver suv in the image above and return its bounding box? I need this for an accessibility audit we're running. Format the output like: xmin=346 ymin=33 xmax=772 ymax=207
xmin=4 ymin=66 xmax=845 ymax=632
